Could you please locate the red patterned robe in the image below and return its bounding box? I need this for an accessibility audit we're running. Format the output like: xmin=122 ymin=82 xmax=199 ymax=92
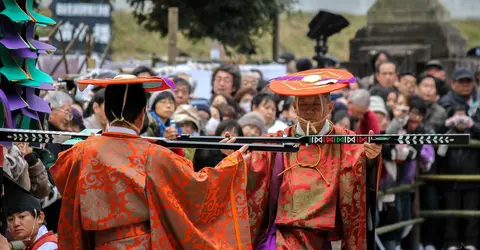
xmin=50 ymin=132 xmax=252 ymax=250
xmin=247 ymin=125 xmax=381 ymax=250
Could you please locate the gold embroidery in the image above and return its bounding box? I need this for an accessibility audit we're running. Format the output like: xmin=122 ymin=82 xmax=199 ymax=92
xmin=280 ymin=145 xmax=330 ymax=186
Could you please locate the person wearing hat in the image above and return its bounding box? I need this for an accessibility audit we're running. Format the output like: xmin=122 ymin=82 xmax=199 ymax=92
xmin=221 ymin=69 xmax=382 ymax=250
xmin=439 ymin=68 xmax=479 ymax=120
xmin=369 ymin=95 xmax=389 ymax=132
xmin=0 ymin=172 xmax=57 ymax=250
xmin=238 ymin=111 xmax=267 ymax=136
xmin=49 ymin=75 xmax=252 ymax=249
xmin=173 ymin=104 xmax=201 ymax=160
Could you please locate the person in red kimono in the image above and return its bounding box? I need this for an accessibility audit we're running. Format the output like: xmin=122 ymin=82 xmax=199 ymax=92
xmin=49 ymin=75 xmax=252 ymax=249
xmin=234 ymin=69 xmax=383 ymax=250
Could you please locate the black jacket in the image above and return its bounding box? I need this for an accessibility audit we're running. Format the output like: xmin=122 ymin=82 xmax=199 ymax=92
xmin=437 ymin=91 xmax=480 ymax=189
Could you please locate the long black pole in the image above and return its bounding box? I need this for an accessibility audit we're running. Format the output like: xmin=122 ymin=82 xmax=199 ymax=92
xmin=178 ymin=134 xmax=470 ymax=145
xmin=0 ymin=128 xmax=299 ymax=153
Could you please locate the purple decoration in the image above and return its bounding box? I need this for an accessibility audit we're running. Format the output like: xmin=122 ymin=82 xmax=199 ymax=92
xmin=25 ymin=22 xmax=56 ymax=51
xmin=0 ymin=89 xmax=14 ymax=128
xmin=11 ymin=48 xmax=38 ymax=58
xmin=36 ymin=82 xmax=55 ymax=90
xmin=25 ymin=87 xmax=51 ymax=113
xmin=272 ymin=75 xmax=357 ymax=84
xmin=0 ymin=14 xmax=56 ymax=131
xmin=21 ymin=107 xmax=38 ymax=120
xmin=271 ymin=76 xmax=304 ymax=81
xmin=6 ymin=92 xmax=27 ymax=111
xmin=163 ymin=77 xmax=176 ymax=89
xmin=0 ymin=17 xmax=29 ymax=50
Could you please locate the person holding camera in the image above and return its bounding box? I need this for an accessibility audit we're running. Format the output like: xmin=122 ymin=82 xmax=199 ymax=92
xmin=437 ymin=68 xmax=480 ymax=250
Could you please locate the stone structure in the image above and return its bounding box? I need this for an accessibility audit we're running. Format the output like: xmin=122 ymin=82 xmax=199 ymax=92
xmin=345 ymin=0 xmax=479 ymax=78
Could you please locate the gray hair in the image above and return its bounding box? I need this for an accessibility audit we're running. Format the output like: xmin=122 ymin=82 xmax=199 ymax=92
xmin=44 ymin=91 xmax=73 ymax=109
xmin=350 ymin=89 xmax=371 ymax=107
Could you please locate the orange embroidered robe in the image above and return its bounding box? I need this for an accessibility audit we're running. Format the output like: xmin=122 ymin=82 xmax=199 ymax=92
xmin=247 ymin=125 xmax=381 ymax=250
xmin=50 ymin=132 xmax=252 ymax=250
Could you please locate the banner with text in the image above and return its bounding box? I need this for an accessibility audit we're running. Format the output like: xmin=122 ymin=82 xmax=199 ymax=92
xmin=50 ymin=0 xmax=112 ymax=55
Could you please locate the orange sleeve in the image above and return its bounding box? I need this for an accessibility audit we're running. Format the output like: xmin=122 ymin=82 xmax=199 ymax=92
xmin=145 ymin=145 xmax=252 ymax=250
xmin=49 ymin=143 xmax=84 ymax=195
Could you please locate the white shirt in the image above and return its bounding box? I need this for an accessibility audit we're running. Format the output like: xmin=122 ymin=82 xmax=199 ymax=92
xmin=107 ymin=125 xmax=137 ymax=135
xmin=33 ymin=225 xmax=57 ymax=250
xmin=295 ymin=120 xmax=331 ymax=136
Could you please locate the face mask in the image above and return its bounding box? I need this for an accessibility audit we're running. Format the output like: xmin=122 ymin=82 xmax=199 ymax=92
xmin=239 ymin=102 xmax=251 ymax=112
xmin=205 ymin=118 xmax=220 ymax=135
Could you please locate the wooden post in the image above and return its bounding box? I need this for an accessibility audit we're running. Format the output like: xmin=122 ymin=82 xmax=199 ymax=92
xmin=272 ymin=13 xmax=280 ymax=62
xmin=168 ymin=7 xmax=178 ymax=66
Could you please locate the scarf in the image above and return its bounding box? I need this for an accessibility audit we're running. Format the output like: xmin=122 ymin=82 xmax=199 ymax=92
xmin=149 ymin=111 xmax=182 ymax=137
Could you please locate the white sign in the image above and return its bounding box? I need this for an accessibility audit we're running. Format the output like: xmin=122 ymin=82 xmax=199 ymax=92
xmin=54 ymin=22 xmax=111 ymax=45
xmin=55 ymin=3 xmax=111 ymax=18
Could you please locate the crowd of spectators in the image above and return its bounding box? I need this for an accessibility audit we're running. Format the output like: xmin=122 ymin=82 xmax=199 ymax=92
xmin=2 ymin=51 xmax=480 ymax=250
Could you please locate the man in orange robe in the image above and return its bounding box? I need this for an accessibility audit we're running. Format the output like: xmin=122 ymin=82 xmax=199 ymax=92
xmin=243 ymin=69 xmax=382 ymax=250
xmin=49 ymin=75 xmax=252 ymax=249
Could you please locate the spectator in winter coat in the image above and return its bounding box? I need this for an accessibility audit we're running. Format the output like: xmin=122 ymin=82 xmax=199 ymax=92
xmin=3 ymin=144 xmax=50 ymax=199
xmin=145 ymin=90 xmax=182 ymax=139
xmin=415 ymin=74 xmax=448 ymax=133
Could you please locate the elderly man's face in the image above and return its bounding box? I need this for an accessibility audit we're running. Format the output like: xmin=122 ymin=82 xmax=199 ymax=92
xmin=349 ymin=103 xmax=368 ymax=120
xmin=50 ymin=103 xmax=73 ymax=131
xmin=241 ymin=75 xmax=258 ymax=90
xmin=294 ymin=95 xmax=332 ymax=122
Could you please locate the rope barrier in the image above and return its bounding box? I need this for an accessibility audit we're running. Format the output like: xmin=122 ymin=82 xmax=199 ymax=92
xmin=376 ymin=218 xmax=425 ymax=235
xmin=418 ymin=175 xmax=480 ymax=181
xmin=420 ymin=210 xmax=480 ymax=217
xmin=446 ymin=139 xmax=480 ymax=148
xmin=378 ymin=182 xmax=425 ymax=197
